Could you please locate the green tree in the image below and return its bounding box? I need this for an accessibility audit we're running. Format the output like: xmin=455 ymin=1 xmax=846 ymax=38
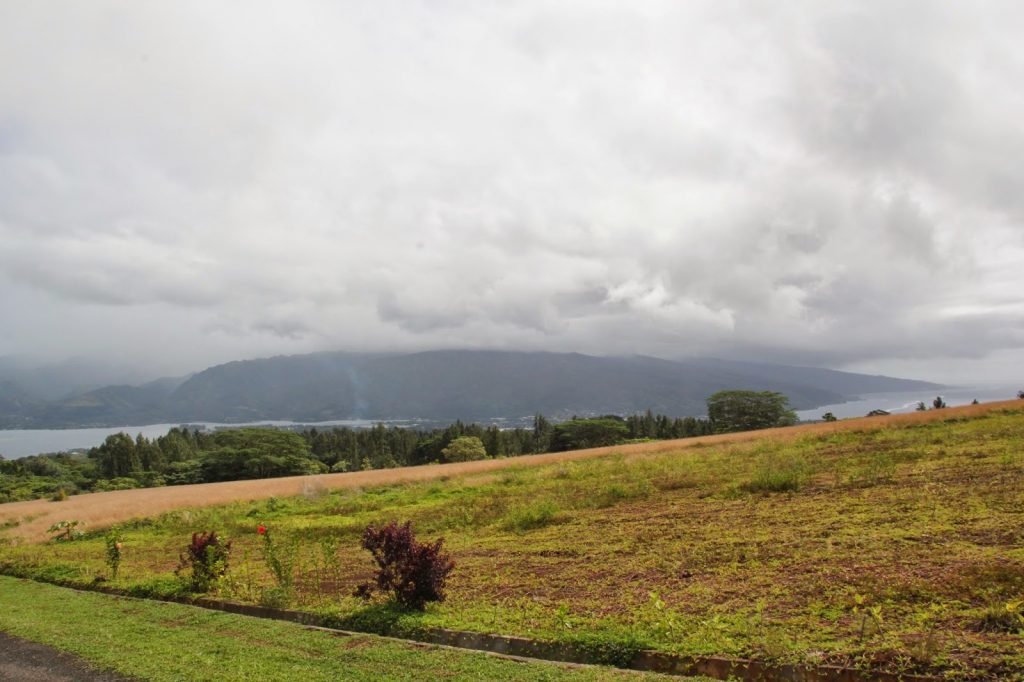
xmin=90 ymin=433 xmax=141 ymax=479
xmin=821 ymin=412 xmax=838 ymax=422
xmin=441 ymin=436 xmax=488 ymax=462
xmin=198 ymin=429 xmax=319 ymax=482
xmin=550 ymin=417 xmax=628 ymax=451
xmin=932 ymin=396 xmax=947 ymax=409
xmin=706 ymin=390 xmax=797 ymax=434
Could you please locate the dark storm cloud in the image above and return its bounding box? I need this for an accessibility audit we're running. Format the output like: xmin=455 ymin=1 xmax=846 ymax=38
xmin=0 ymin=1 xmax=1021 ymax=382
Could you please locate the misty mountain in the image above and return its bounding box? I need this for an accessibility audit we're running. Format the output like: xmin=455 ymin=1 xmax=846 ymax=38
xmin=0 ymin=355 xmax=162 ymax=401
xmin=0 ymin=350 xmax=941 ymax=428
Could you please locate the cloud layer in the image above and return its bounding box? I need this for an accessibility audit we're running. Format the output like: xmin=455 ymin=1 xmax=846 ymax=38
xmin=1 ymin=1 xmax=1022 ymax=382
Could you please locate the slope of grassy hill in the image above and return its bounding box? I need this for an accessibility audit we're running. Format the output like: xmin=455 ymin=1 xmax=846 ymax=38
xmin=1 ymin=403 xmax=1022 ymax=679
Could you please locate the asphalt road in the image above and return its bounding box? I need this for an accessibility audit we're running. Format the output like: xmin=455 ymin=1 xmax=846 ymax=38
xmin=0 ymin=632 xmax=132 ymax=681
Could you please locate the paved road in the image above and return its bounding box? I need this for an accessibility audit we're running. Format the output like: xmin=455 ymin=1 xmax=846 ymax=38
xmin=0 ymin=632 xmax=133 ymax=681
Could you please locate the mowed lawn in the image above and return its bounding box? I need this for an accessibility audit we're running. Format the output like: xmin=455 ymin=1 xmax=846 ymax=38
xmin=0 ymin=577 xmax=694 ymax=682
xmin=2 ymin=407 xmax=1023 ymax=679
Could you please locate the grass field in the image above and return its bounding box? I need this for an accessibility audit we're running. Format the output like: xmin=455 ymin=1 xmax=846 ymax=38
xmin=0 ymin=577 xmax=691 ymax=681
xmin=2 ymin=402 xmax=1023 ymax=680
xmin=1 ymin=400 xmax=1017 ymax=541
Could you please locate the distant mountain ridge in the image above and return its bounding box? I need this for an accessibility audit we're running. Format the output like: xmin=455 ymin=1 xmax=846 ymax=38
xmin=0 ymin=350 xmax=941 ymax=428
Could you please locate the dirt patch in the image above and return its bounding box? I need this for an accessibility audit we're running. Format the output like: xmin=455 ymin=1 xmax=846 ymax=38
xmin=0 ymin=631 xmax=133 ymax=681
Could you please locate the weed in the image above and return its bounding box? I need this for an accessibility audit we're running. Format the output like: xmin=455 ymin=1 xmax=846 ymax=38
xmin=591 ymin=482 xmax=650 ymax=508
xmin=847 ymin=453 xmax=897 ymax=487
xmin=502 ymin=500 xmax=560 ymax=532
xmin=259 ymin=585 xmax=292 ymax=609
xmin=907 ymin=603 xmax=947 ymax=665
xmin=852 ymin=594 xmax=884 ymax=642
xmin=976 ymin=600 xmax=1024 ymax=634
xmin=742 ymin=455 xmax=808 ymax=493
xmin=563 ymin=632 xmax=646 ymax=668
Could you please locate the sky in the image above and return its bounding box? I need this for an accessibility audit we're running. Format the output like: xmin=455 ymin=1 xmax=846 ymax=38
xmin=1 ymin=1 xmax=1022 ymax=385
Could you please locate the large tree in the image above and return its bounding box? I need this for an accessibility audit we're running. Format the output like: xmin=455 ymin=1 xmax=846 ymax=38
xmin=550 ymin=417 xmax=628 ymax=451
xmin=706 ymin=390 xmax=797 ymax=433
xmin=441 ymin=436 xmax=488 ymax=462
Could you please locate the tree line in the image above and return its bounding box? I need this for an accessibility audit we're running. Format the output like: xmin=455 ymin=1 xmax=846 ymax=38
xmin=0 ymin=411 xmax=719 ymax=502
xmin=0 ymin=389 xmax=809 ymax=503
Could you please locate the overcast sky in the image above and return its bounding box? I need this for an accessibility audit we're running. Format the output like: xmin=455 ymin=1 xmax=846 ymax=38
xmin=1 ymin=1 xmax=1022 ymax=384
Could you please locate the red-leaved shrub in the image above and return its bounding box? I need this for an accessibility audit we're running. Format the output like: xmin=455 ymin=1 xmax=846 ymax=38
xmin=177 ymin=531 xmax=232 ymax=592
xmin=355 ymin=521 xmax=455 ymax=610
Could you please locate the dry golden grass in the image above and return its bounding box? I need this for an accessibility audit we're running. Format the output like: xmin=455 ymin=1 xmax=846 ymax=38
xmin=1 ymin=399 xmax=1018 ymax=542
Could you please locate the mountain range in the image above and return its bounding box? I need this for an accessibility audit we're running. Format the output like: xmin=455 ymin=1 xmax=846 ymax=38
xmin=0 ymin=350 xmax=941 ymax=429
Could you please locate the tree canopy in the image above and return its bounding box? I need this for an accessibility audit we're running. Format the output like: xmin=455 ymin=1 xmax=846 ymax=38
xmin=550 ymin=417 xmax=629 ymax=451
xmin=706 ymin=390 xmax=797 ymax=433
xmin=441 ymin=436 xmax=488 ymax=462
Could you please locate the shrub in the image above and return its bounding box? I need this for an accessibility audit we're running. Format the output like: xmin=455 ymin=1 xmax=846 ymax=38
xmin=258 ymin=524 xmax=296 ymax=593
xmin=502 ymin=500 xmax=560 ymax=532
xmin=47 ymin=520 xmax=83 ymax=542
xmin=177 ymin=531 xmax=232 ymax=592
xmin=354 ymin=521 xmax=454 ymax=610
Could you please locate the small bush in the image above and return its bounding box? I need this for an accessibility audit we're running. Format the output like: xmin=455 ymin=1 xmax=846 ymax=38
xmin=502 ymin=500 xmax=560 ymax=532
xmin=47 ymin=520 xmax=83 ymax=542
xmin=354 ymin=521 xmax=454 ymax=610
xmin=259 ymin=586 xmax=291 ymax=609
xmin=177 ymin=531 xmax=232 ymax=592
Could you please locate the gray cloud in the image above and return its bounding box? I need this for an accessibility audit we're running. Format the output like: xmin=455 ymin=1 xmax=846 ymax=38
xmin=0 ymin=1 xmax=1022 ymax=383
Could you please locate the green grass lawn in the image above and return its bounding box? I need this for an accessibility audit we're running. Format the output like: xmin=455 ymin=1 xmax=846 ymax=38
xmin=0 ymin=577 xmax=692 ymax=681
xmin=2 ymin=409 xmax=1023 ymax=680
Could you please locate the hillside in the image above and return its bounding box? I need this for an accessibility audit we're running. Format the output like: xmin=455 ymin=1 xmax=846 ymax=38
xmin=0 ymin=350 xmax=941 ymax=428
xmin=2 ymin=401 xmax=1021 ymax=680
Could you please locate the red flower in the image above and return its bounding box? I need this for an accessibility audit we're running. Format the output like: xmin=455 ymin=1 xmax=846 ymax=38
xmin=257 ymin=524 xmax=267 ymax=535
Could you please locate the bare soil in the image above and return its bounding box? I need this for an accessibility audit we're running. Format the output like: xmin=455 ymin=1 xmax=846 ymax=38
xmin=0 ymin=632 xmax=132 ymax=681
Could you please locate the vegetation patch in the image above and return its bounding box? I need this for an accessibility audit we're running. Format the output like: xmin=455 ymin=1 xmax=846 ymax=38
xmin=2 ymin=409 xmax=1024 ymax=680
xmin=0 ymin=576 xmax=682 ymax=681
xmin=502 ymin=500 xmax=562 ymax=532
